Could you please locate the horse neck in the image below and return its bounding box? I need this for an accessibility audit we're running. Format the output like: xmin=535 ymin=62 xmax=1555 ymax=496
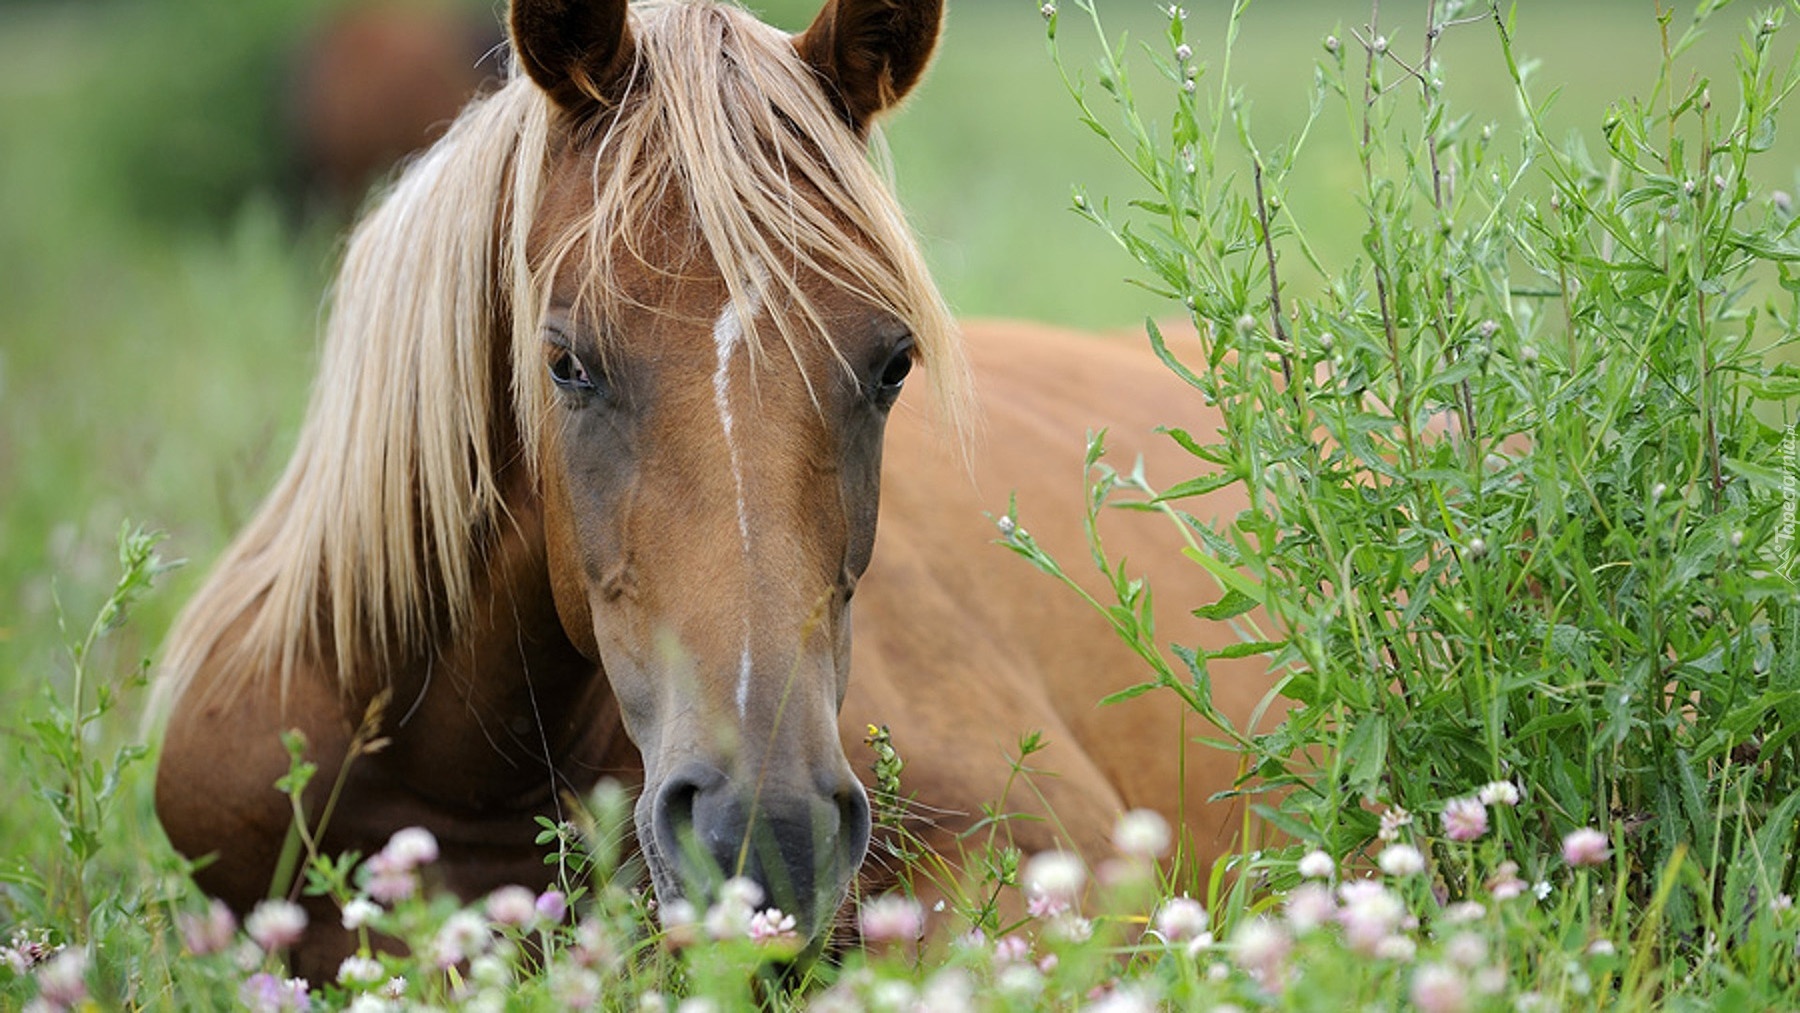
xmin=359 ymin=459 xmax=643 ymax=813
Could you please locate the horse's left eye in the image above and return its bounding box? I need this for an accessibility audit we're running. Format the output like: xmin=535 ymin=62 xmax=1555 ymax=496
xmin=549 ymin=348 xmax=598 ymax=393
xmin=872 ymin=341 xmax=914 ymax=406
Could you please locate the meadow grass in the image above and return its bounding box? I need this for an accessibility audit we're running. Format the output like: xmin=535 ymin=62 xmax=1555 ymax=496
xmin=4 ymin=0 xmax=1800 ymax=1009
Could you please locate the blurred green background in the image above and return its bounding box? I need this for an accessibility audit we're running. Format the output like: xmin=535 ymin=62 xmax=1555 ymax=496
xmin=0 ymin=0 xmax=1788 ymax=708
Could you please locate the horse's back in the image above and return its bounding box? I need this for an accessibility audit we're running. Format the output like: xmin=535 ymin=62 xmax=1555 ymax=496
xmin=849 ymin=319 xmax=1272 ymax=875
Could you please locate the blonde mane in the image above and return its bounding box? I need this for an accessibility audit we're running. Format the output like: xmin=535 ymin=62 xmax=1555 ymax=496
xmin=159 ymin=0 xmax=968 ymax=706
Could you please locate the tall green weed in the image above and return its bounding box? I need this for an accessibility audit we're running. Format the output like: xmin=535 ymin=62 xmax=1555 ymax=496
xmin=1006 ymin=0 xmax=1800 ymax=999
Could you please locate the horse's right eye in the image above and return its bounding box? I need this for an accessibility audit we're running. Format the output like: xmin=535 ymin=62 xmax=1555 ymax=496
xmin=549 ymin=348 xmax=598 ymax=394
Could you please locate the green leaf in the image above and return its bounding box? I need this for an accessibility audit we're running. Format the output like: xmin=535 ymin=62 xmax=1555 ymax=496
xmin=1193 ymin=588 xmax=1258 ymax=621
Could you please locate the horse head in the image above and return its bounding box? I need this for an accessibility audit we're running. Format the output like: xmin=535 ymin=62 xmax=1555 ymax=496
xmin=509 ymin=0 xmax=958 ymax=937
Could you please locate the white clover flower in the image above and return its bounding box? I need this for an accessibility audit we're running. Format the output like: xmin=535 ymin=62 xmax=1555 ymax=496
xmin=1283 ymin=882 xmax=1336 ymax=935
xmin=1153 ymin=896 xmax=1210 ymax=945
xmin=246 ymin=899 xmax=308 ymax=953
xmin=1375 ymin=934 xmax=1418 ymax=961
xmin=1378 ymin=806 xmax=1413 ymax=842
xmin=1477 ymin=781 xmax=1520 ymax=806
xmin=178 ymin=899 xmax=238 ymax=956
xmin=1410 ymin=962 xmax=1470 ymax=1013
xmin=1379 ymin=843 xmax=1426 ymax=877
xmin=859 ymin=894 xmax=926 ymax=944
xmin=920 ymin=968 xmax=977 ymax=1013
xmin=1445 ymin=932 xmax=1487 ymax=968
xmin=1230 ymin=918 xmax=1291 ymax=987
xmin=35 ymin=948 xmax=88 ymax=1008
xmin=1442 ymin=797 xmax=1489 ymax=842
xmin=341 ymin=898 xmax=381 ymax=932
xmin=1338 ymin=880 xmax=1405 ymax=954
xmin=1113 ymin=808 xmax=1172 ymax=859
xmin=431 ymin=910 xmax=491 ymax=968
xmin=1023 ymin=851 xmax=1086 ymax=917
xmin=1443 ymin=900 xmax=1485 ymax=923
xmin=484 ymin=885 xmax=538 ymax=928
xmin=337 ymin=954 xmax=386 ymax=987
xmin=382 ymin=827 xmax=440 ymax=869
xmin=1562 ymin=827 xmax=1611 ymax=867
xmin=748 ymin=908 xmax=798 ymax=945
xmin=1297 ymin=849 xmax=1335 ymax=879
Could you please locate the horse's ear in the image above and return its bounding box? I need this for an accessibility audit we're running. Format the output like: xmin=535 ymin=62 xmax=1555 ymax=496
xmin=510 ymin=0 xmax=636 ymax=114
xmin=794 ymin=0 xmax=943 ymax=133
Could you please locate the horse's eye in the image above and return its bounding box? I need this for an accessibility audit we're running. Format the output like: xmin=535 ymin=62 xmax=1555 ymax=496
xmin=549 ymin=347 xmax=598 ymax=394
xmin=873 ymin=341 xmax=914 ymax=406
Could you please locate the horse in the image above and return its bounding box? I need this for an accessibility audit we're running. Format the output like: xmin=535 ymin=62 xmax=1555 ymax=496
xmin=288 ymin=1 xmax=502 ymax=205
xmin=153 ymin=0 xmax=1276 ymax=979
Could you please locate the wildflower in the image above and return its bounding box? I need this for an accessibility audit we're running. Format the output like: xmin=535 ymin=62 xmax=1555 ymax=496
xmin=1378 ymin=806 xmax=1413 ymax=842
xmin=658 ymin=898 xmax=699 ymax=949
xmin=1049 ymin=913 xmax=1094 ymax=943
xmin=337 ymin=955 xmax=386 ymax=987
xmin=1562 ymin=827 xmax=1611 ymax=867
xmin=1477 ymin=781 xmax=1519 ymax=806
xmin=346 ymin=996 xmax=398 ymax=1013
xmin=239 ymin=972 xmax=310 ymax=1013
xmin=572 ymin=917 xmax=622 ymax=970
xmin=1445 ymin=932 xmax=1487 ymax=968
xmin=535 ymin=889 xmax=568 ymax=924
xmin=704 ymin=879 xmax=763 ymax=940
xmin=996 ymin=515 xmax=1017 ymax=537
xmin=362 ymin=853 xmax=418 ymax=904
xmin=1230 ymin=918 xmax=1291 ymax=990
xmin=1465 ymin=537 xmax=1487 ymax=559
xmin=1324 ymin=34 xmax=1340 ymax=53
xmin=179 ymin=898 xmax=238 ymax=956
xmin=379 ymin=977 xmax=407 ymax=1000
xmin=431 ymin=911 xmax=491 ymax=968
xmin=469 ymin=953 xmax=512 ymax=988
xmin=1234 ymin=313 xmax=1257 ymax=336
xmin=994 ymin=934 xmax=1032 ymax=964
xmin=920 ymin=968 xmax=977 ymax=1012
xmin=1284 ymin=883 xmax=1336 ymax=935
xmin=996 ymin=963 xmax=1046 ymax=998
xmin=34 ymin=948 xmax=87 ymax=1010
xmin=1379 ymin=843 xmax=1426 ymax=877
xmin=485 ymin=885 xmax=538 ymax=928
xmin=543 ymin=971 xmax=601 ymax=1007
xmin=1085 ymin=983 xmax=1160 ymax=1013
xmin=1040 ymin=2 xmax=1055 ymax=18
xmin=1174 ymin=43 xmax=1193 ymax=62
xmin=341 ymin=898 xmax=381 ymax=931
xmin=1375 ymin=935 xmax=1417 ymax=961
xmin=1587 ymin=938 xmax=1617 ymax=957
xmin=748 ymin=908 xmax=799 ymax=945
xmin=1297 ymin=850 xmax=1335 ymax=879
xmin=1410 ymin=962 xmax=1470 ymax=1013
xmin=1113 ymin=809 xmax=1171 ymax=859
xmin=1772 ymin=893 xmax=1794 ymax=914
xmin=381 ymin=826 xmax=440 ymax=869
xmin=1338 ymin=880 xmax=1405 ymax=954
xmin=1153 ymin=896 xmax=1211 ymax=946
xmin=859 ymin=894 xmax=926 ymax=944
xmin=1443 ymin=901 xmax=1485 ymax=923
xmin=1023 ymin=851 xmax=1086 ymax=918
xmin=1374 ymin=35 xmax=1388 ymax=53
xmin=1533 ymin=881 xmax=1553 ymax=901
xmin=246 ymin=899 xmax=308 ymax=952
xmin=1442 ymin=797 xmax=1489 ymax=842
xmin=1487 ymin=861 xmax=1527 ymax=900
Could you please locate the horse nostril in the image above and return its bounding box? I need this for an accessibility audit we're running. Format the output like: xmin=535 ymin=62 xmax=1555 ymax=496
xmin=839 ymin=782 xmax=872 ymax=868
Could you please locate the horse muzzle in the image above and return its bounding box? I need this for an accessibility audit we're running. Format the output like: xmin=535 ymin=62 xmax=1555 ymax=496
xmin=641 ymin=760 xmax=872 ymax=939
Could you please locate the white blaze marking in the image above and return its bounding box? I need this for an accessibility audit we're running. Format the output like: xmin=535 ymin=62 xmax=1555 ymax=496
xmin=712 ymin=280 xmax=760 ymax=718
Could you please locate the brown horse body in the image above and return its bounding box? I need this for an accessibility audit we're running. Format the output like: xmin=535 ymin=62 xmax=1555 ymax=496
xmin=154 ymin=0 xmax=1271 ymax=979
